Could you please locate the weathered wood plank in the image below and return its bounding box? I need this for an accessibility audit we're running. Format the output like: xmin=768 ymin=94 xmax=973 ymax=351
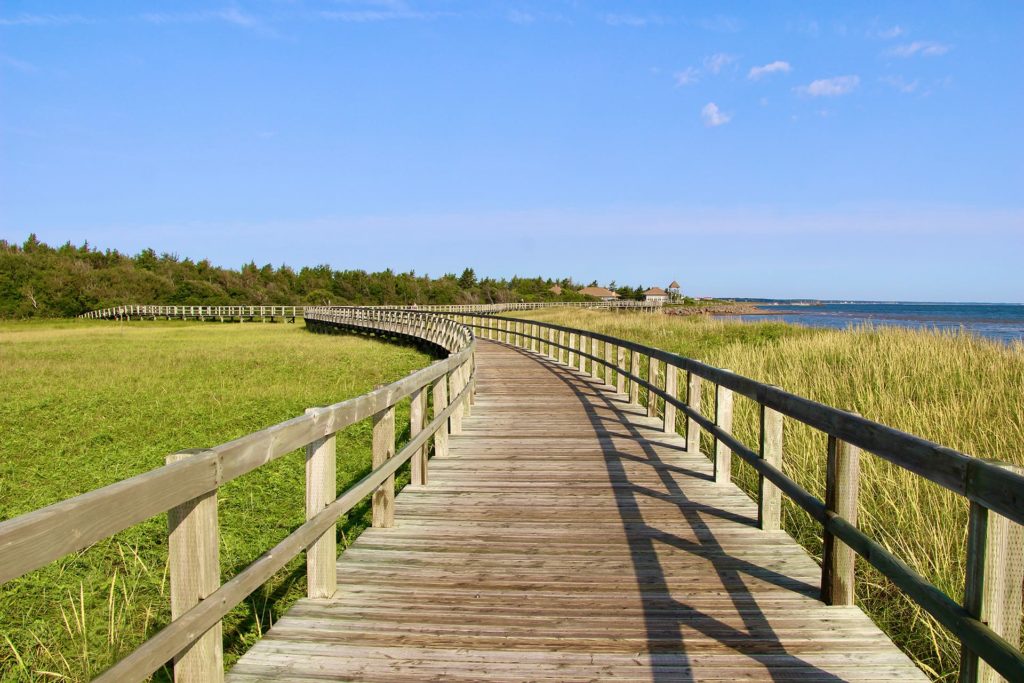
xmin=228 ymin=339 xmax=927 ymax=683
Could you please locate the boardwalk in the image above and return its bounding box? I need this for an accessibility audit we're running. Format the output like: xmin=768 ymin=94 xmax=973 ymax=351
xmin=228 ymin=339 xmax=925 ymax=682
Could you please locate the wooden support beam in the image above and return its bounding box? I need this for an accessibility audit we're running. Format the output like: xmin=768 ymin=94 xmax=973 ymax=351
xmin=605 ymin=342 xmax=614 ymax=387
xmin=591 ymin=338 xmax=600 ymax=379
xmin=432 ymin=377 xmax=449 ymax=459
xmin=647 ymin=357 xmax=660 ymax=418
xmin=713 ymin=376 xmax=734 ymax=485
xmin=450 ymin=364 xmax=464 ymax=435
xmin=822 ymin=429 xmax=860 ymax=606
xmin=629 ymin=350 xmax=640 ymax=405
xmin=686 ymin=372 xmax=702 ymax=455
xmin=617 ymin=346 xmax=626 ymax=394
xmin=304 ymin=412 xmax=337 ymax=599
xmin=759 ymin=404 xmax=784 ymax=531
xmin=961 ymin=462 xmax=1024 ymax=683
xmin=166 ymin=450 xmax=223 ymax=683
xmin=410 ymin=387 xmax=427 ymax=485
xmin=371 ymin=406 xmax=396 ymax=528
xmin=663 ymin=365 xmax=677 ymax=434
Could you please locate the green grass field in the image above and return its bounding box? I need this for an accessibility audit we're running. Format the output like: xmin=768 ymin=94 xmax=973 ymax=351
xmin=0 ymin=319 xmax=432 ymax=681
xmin=513 ymin=308 xmax=1024 ymax=681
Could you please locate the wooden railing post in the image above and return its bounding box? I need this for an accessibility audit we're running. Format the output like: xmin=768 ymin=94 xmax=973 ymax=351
xmin=663 ymin=365 xmax=677 ymax=433
xmin=568 ymin=332 xmax=576 ymax=367
xmin=647 ymin=356 xmax=660 ymax=418
xmin=686 ymin=372 xmax=702 ymax=455
xmin=432 ymin=375 xmax=449 ymax=459
xmin=713 ymin=375 xmax=734 ymax=485
xmin=617 ymin=346 xmax=626 ymax=394
xmin=629 ymin=350 xmax=640 ymax=404
xmin=166 ymin=450 xmax=223 ymax=683
xmin=822 ymin=427 xmax=860 ymax=606
xmin=304 ymin=410 xmax=337 ymax=599
xmin=450 ymin=364 xmax=465 ymax=435
xmin=410 ymin=386 xmax=427 ymax=485
xmin=371 ymin=405 xmax=396 ymax=528
xmin=604 ymin=342 xmax=614 ymax=387
xmin=960 ymin=461 xmax=1024 ymax=683
xmin=591 ymin=338 xmax=599 ymax=379
xmin=758 ymin=403 xmax=784 ymax=531
xmin=558 ymin=330 xmax=565 ymax=363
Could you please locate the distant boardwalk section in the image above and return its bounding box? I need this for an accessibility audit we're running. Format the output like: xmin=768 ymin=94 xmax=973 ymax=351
xmin=78 ymin=299 xmax=664 ymax=321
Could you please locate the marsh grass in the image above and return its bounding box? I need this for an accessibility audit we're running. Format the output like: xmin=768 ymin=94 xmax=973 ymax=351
xmin=0 ymin=320 xmax=432 ymax=681
xmin=514 ymin=308 xmax=1024 ymax=681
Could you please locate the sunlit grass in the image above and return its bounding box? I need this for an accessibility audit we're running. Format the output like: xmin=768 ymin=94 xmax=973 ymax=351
xmin=0 ymin=319 xmax=432 ymax=681
xmin=514 ymin=308 xmax=1024 ymax=681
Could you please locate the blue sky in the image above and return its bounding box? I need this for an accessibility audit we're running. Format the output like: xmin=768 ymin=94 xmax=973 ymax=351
xmin=2 ymin=1 xmax=1022 ymax=300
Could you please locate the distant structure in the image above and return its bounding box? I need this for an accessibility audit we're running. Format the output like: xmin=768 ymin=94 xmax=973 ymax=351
xmin=668 ymin=280 xmax=681 ymax=297
xmin=579 ymin=286 xmax=620 ymax=301
xmin=643 ymin=287 xmax=669 ymax=303
xmin=549 ymin=284 xmax=563 ymax=295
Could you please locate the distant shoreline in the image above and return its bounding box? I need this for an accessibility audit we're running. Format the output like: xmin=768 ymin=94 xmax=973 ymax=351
xmin=665 ymin=302 xmax=771 ymax=317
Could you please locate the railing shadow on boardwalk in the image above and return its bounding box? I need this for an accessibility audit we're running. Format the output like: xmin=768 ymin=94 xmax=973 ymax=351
xmin=502 ymin=343 xmax=841 ymax=683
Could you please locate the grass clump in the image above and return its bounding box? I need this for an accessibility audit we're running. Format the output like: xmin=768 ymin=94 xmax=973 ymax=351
xmin=515 ymin=308 xmax=1024 ymax=681
xmin=0 ymin=319 xmax=432 ymax=681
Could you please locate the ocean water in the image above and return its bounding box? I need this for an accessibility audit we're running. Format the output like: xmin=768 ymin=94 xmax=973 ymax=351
xmin=722 ymin=300 xmax=1024 ymax=344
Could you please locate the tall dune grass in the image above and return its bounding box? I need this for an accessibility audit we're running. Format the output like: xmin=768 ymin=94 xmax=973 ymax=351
xmin=516 ymin=308 xmax=1024 ymax=681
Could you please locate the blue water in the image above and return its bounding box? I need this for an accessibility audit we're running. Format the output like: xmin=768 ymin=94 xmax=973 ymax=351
xmin=721 ymin=300 xmax=1024 ymax=344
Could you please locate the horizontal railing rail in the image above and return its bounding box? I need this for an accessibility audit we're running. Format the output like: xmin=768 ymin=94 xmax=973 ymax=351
xmin=77 ymin=300 xmax=664 ymax=320
xmin=0 ymin=308 xmax=476 ymax=682
xmin=437 ymin=311 xmax=1023 ymax=683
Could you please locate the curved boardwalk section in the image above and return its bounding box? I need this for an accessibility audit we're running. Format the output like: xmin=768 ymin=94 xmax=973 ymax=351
xmin=228 ymin=339 xmax=926 ymax=682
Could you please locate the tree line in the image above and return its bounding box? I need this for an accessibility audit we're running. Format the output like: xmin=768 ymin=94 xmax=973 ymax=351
xmin=0 ymin=236 xmax=664 ymax=318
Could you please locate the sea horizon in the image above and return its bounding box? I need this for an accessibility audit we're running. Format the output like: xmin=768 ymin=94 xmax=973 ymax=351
xmin=717 ymin=299 xmax=1024 ymax=343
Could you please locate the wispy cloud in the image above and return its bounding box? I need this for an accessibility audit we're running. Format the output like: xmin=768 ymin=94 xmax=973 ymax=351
xmin=748 ymin=60 xmax=791 ymax=80
xmin=701 ymin=102 xmax=731 ymax=127
xmin=0 ymin=13 xmax=89 ymax=26
xmin=796 ymin=75 xmax=859 ymax=97
xmin=693 ymin=15 xmax=740 ymax=33
xmin=703 ymin=52 xmax=737 ymax=74
xmin=506 ymin=10 xmax=535 ymax=25
xmin=880 ymin=75 xmax=919 ymax=93
xmin=0 ymin=54 xmax=37 ymax=72
xmin=602 ymin=13 xmax=663 ymax=27
xmin=674 ymin=66 xmax=700 ymax=86
xmin=142 ymin=7 xmax=261 ymax=29
xmin=887 ymin=40 xmax=950 ymax=57
xmin=876 ymin=25 xmax=904 ymax=39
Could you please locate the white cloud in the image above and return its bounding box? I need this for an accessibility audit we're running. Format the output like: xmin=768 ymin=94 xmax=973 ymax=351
xmin=748 ymin=60 xmax=791 ymax=80
xmin=506 ymin=10 xmax=535 ymax=25
xmin=796 ymin=75 xmax=859 ymax=97
xmin=693 ymin=15 xmax=740 ymax=33
xmin=0 ymin=54 xmax=37 ymax=72
xmin=877 ymin=25 xmax=904 ymax=39
xmin=703 ymin=52 xmax=737 ymax=74
xmin=142 ymin=8 xmax=261 ymax=29
xmin=880 ymin=75 xmax=919 ymax=93
xmin=701 ymin=102 xmax=731 ymax=127
xmin=602 ymin=14 xmax=663 ymax=27
xmin=674 ymin=67 xmax=700 ymax=86
xmin=887 ymin=41 xmax=950 ymax=57
xmin=0 ymin=13 xmax=88 ymax=26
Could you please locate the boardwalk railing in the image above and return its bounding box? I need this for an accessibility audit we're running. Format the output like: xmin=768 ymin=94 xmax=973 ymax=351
xmin=439 ymin=311 xmax=1024 ymax=683
xmin=7 ymin=306 xmax=1023 ymax=682
xmin=0 ymin=308 xmax=474 ymax=682
xmin=78 ymin=300 xmax=663 ymax=321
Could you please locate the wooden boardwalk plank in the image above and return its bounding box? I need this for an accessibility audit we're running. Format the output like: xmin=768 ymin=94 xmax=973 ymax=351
xmin=228 ymin=340 xmax=927 ymax=682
